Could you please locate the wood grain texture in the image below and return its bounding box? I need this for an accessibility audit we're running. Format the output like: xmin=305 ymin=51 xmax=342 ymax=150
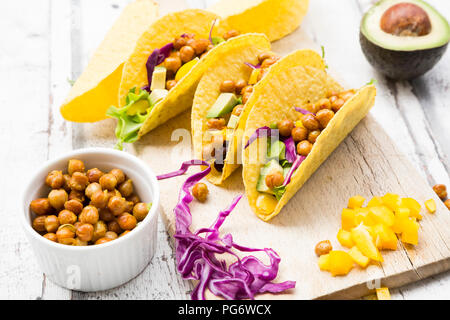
xmin=0 ymin=0 xmax=449 ymax=299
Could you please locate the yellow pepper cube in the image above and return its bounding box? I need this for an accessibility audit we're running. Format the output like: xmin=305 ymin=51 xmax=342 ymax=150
xmin=337 ymin=229 xmax=354 ymax=248
xmin=382 ymin=193 xmax=401 ymax=211
xmin=175 ymin=57 xmax=199 ymax=81
xmin=248 ymin=68 xmax=261 ymax=85
xmin=318 ymin=254 xmax=330 ymax=271
xmin=369 ymin=206 xmax=395 ymax=227
xmin=367 ymin=196 xmax=383 ymax=207
xmin=401 ymin=218 xmax=419 ymax=245
xmin=392 ymin=208 xmax=410 ymax=234
xmin=401 ymin=198 xmax=422 ymax=220
xmin=341 ymin=208 xmax=356 ymax=231
xmin=355 ymin=207 xmax=376 ymax=226
xmin=328 ymin=251 xmax=354 ymax=276
xmin=348 ymin=246 xmax=370 ymax=268
xmin=351 ymin=224 xmax=383 ymax=262
xmin=348 ymin=195 xmax=365 ymax=209
xmin=376 ymin=287 xmax=391 ymax=300
xmin=373 ymin=224 xmax=398 ymax=250
xmin=425 ymin=199 xmax=436 ymax=214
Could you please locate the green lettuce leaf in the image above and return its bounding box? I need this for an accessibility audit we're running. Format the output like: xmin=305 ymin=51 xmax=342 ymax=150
xmin=273 ymin=186 xmax=286 ymax=201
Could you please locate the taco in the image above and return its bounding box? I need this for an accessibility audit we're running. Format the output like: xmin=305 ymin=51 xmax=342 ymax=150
xmin=242 ymin=50 xmax=377 ymax=221
xmin=107 ymin=9 xmax=267 ymax=149
xmin=60 ymin=0 xmax=159 ymax=122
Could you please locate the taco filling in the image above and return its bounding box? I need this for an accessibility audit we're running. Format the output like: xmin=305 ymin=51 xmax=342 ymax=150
xmin=202 ymin=52 xmax=280 ymax=173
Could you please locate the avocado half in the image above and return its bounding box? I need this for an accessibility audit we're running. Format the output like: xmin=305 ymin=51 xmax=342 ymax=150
xmin=360 ymin=0 xmax=450 ymax=80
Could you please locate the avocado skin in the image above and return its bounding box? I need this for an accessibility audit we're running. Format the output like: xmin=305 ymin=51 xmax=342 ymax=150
xmin=360 ymin=31 xmax=448 ymax=80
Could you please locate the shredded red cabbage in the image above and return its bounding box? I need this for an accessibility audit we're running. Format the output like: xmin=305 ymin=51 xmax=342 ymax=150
xmin=283 ymin=155 xmax=306 ymax=186
xmin=282 ymin=136 xmax=296 ymax=164
xmin=244 ymin=126 xmax=279 ymax=149
xmin=294 ymin=106 xmax=315 ymax=115
xmin=244 ymin=62 xmax=261 ymax=69
xmin=146 ymin=42 xmax=174 ymax=90
xmin=209 ymin=19 xmax=217 ymax=44
xmin=159 ymin=160 xmax=295 ymax=300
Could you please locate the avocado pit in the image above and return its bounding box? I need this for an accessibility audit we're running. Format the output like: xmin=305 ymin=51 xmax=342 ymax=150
xmin=380 ymin=3 xmax=431 ymax=36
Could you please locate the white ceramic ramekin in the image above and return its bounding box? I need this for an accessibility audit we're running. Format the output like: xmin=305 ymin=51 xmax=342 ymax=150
xmin=21 ymin=148 xmax=160 ymax=292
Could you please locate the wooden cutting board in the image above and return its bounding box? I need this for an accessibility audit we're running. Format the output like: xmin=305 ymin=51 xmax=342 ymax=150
xmin=132 ymin=28 xmax=450 ymax=300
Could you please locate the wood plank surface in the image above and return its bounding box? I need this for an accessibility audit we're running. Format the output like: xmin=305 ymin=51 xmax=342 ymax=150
xmin=0 ymin=0 xmax=449 ymax=300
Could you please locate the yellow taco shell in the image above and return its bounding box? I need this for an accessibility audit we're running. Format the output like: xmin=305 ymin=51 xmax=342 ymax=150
xmin=243 ymin=50 xmax=376 ymax=221
xmin=60 ymin=0 xmax=159 ymax=122
xmin=191 ymin=34 xmax=271 ymax=185
xmin=209 ymin=0 xmax=309 ymax=41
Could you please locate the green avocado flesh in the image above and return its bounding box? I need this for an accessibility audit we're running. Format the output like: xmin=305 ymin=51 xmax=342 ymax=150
xmin=256 ymin=160 xmax=284 ymax=194
xmin=151 ymin=66 xmax=166 ymax=91
xmin=267 ymin=140 xmax=286 ymax=161
xmin=206 ymin=93 xmax=239 ymax=118
xmin=360 ymin=0 xmax=450 ymax=79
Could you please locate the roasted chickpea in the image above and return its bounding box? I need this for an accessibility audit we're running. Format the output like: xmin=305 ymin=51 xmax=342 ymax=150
xmin=261 ymin=58 xmax=277 ymax=69
xmin=206 ymin=118 xmax=226 ymax=130
xmin=166 ymin=80 xmax=177 ymax=90
xmin=58 ymin=210 xmax=77 ymax=225
xmin=32 ymin=216 xmax=47 ymax=232
xmin=164 ymin=56 xmax=182 ymax=73
xmin=69 ymin=190 xmax=85 ymax=203
xmin=315 ymin=98 xmax=331 ymax=111
xmin=445 ymin=199 xmax=450 ymax=210
xmin=43 ymin=233 xmax=57 ymax=242
xmin=301 ymin=114 xmax=320 ymax=131
xmin=107 ymin=220 xmax=123 ymax=234
xmin=48 ymin=189 xmax=68 ymax=210
xmin=433 ymin=184 xmax=447 ymax=200
xmin=62 ymin=174 xmax=71 ymax=191
xmin=133 ymin=202 xmax=150 ymax=221
xmin=79 ymin=205 xmax=99 ymax=224
xmin=235 ymin=79 xmax=247 ymax=94
xmin=265 ymin=171 xmax=284 ymax=189
xmin=258 ymin=52 xmax=273 ymax=63
xmin=220 ymin=80 xmax=236 ymax=93
xmin=117 ymin=213 xmax=137 ymax=230
xmin=291 ymin=127 xmax=308 ymax=142
xmin=56 ymin=225 xmax=76 ymax=245
xmin=257 ymin=68 xmax=267 ymax=81
xmin=127 ymin=194 xmax=140 ymax=205
xmin=308 ymin=130 xmax=321 ymax=144
xmin=223 ymin=29 xmax=239 ymax=40
xmin=118 ymin=179 xmax=134 ymax=198
xmin=107 ymin=196 xmax=128 ymax=216
xmin=124 ymin=201 xmax=134 ymax=213
xmin=232 ymin=104 xmax=244 ymax=117
xmin=240 ymin=85 xmax=253 ymax=95
xmin=297 ymin=140 xmax=313 ymax=156
xmin=85 ymin=182 xmax=102 ymax=199
xmin=180 ymin=45 xmax=195 ymax=63
xmin=69 ymin=172 xmax=89 ymax=191
xmin=45 ymin=170 xmax=64 ymax=189
xmin=73 ymin=238 xmax=88 ymax=246
xmin=331 ymin=97 xmax=345 ymax=112
xmin=99 ymin=173 xmax=117 ymax=191
xmin=86 ymin=168 xmax=104 ymax=183
xmin=91 ymin=221 xmax=107 ymax=243
xmin=30 ymin=198 xmax=52 ymax=215
xmin=173 ymin=37 xmax=187 ymax=50
xmin=192 ymin=183 xmax=208 ymax=202
xmin=242 ymin=92 xmax=252 ymax=104
xmin=191 ymin=38 xmax=209 ymax=55
xmin=105 ymin=231 xmax=118 ymax=240
xmin=99 ymin=209 xmax=115 ymax=222
xmin=91 ymin=190 xmax=109 ymax=209
xmin=315 ymin=240 xmax=332 ymax=256
xmin=316 ymin=109 xmax=335 ymax=129
xmin=326 ymin=90 xmax=338 ymax=98
xmin=76 ymin=223 xmax=94 ymax=242
xmin=74 ymin=221 xmax=82 ymax=230
xmin=64 ymin=199 xmax=83 ymax=215
xmin=68 ymin=159 xmax=85 ymax=175
xmin=44 ymin=215 xmax=60 ymax=233
xmin=339 ymin=89 xmax=355 ymax=101
xmin=95 ymin=237 xmax=112 ymax=245
xmin=278 ymin=120 xmax=295 ymax=137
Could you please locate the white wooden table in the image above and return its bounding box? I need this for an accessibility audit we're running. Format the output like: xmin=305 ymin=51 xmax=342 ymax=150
xmin=1 ymin=0 xmax=449 ymax=300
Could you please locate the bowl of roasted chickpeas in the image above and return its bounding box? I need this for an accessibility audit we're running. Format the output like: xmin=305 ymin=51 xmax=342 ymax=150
xmin=21 ymin=148 xmax=160 ymax=292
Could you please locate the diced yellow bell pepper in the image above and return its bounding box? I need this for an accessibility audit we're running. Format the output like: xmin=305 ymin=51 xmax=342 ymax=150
xmin=341 ymin=208 xmax=356 ymax=231
xmin=373 ymin=224 xmax=398 ymax=250
xmin=248 ymin=68 xmax=261 ymax=85
xmin=401 ymin=218 xmax=419 ymax=245
xmin=348 ymin=195 xmax=365 ymax=209
xmin=348 ymin=246 xmax=370 ymax=268
xmin=337 ymin=229 xmax=354 ymax=248
xmin=318 ymin=253 xmax=330 ymax=271
xmin=382 ymin=193 xmax=401 ymax=211
xmin=424 ymin=199 xmax=436 ymax=213
xmin=351 ymin=224 xmax=383 ymax=262
xmin=175 ymin=57 xmax=199 ymax=81
xmin=328 ymin=251 xmax=354 ymax=276
xmin=401 ymin=198 xmax=422 ymax=220
xmin=369 ymin=206 xmax=395 ymax=227
xmin=355 ymin=207 xmax=376 ymax=226
xmin=392 ymin=208 xmax=410 ymax=234
xmin=367 ymin=196 xmax=383 ymax=207
xmin=376 ymin=287 xmax=391 ymax=300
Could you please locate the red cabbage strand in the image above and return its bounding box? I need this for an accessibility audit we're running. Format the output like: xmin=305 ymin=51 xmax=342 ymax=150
xmin=146 ymin=42 xmax=174 ymax=91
